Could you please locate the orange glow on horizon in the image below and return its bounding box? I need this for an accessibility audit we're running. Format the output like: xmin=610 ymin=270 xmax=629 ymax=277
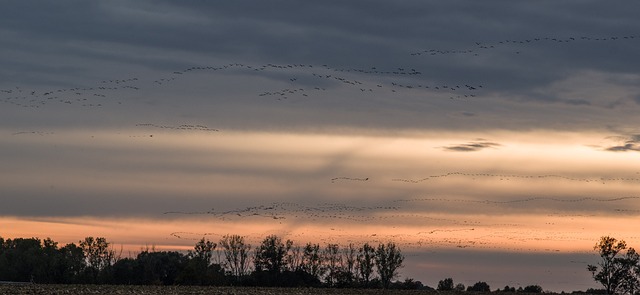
xmin=3 ymin=211 xmax=639 ymax=256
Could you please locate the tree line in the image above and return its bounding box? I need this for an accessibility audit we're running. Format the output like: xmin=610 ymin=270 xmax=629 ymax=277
xmin=436 ymin=277 xmax=544 ymax=294
xmin=0 ymin=235 xmax=413 ymax=289
xmin=5 ymin=234 xmax=631 ymax=292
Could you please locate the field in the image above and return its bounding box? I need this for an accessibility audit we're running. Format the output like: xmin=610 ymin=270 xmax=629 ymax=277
xmin=0 ymin=285 xmax=453 ymax=295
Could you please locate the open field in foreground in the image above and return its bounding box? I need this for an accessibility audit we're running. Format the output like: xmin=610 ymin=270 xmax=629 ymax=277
xmin=0 ymin=285 xmax=445 ymax=295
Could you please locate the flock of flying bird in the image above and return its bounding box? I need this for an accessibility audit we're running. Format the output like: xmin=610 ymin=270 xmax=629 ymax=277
xmin=135 ymin=123 xmax=220 ymax=132
xmin=4 ymin=33 xmax=640 ymax=254
xmin=390 ymin=171 xmax=640 ymax=184
xmin=163 ymin=192 xmax=640 ymax=252
xmin=2 ymin=54 xmax=490 ymax=110
xmin=3 ymin=32 xmax=639 ymax=109
xmin=411 ymin=34 xmax=640 ymax=56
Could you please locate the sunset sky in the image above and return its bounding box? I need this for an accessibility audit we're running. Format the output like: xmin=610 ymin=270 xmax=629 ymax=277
xmin=2 ymin=1 xmax=640 ymax=291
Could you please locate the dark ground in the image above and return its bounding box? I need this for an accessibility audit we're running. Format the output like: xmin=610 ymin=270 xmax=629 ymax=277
xmin=0 ymin=285 xmax=576 ymax=295
xmin=0 ymin=285 xmax=439 ymax=295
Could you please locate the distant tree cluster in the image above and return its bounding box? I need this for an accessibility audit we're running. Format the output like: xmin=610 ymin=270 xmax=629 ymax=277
xmin=0 ymin=235 xmax=415 ymax=289
xmin=437 ymin=278 xmax=543 ymax=293
xmin=498 ymin=285 xmax=544 ymax=293
xmin=588 ymin=236 xmax=640 ymax=295
xmin=237 ymin=235 xmax=408 ymax=288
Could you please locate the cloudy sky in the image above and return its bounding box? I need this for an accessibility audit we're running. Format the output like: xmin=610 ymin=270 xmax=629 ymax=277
xmin=2 ymin=1 xmax=640 ymax=291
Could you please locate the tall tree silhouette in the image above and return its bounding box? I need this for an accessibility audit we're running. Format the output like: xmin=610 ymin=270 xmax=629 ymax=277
xmin=374 ymin=242 xmax=404 ymax=289
xmin=357 ymin=242 xmax=376 ymax=287
xmin=219 ymin=234 xmax=251 ymax=281
xmin=618 ymin=247 xmax=640 ymax=295
xmin=324 ymin=243 xmax=342 ymax=286
xmin=79 ymin=237 xmax=115 ymax=283
xmin=182 ymin=237 xmax=218 ymax=285
xmin=286 ymin=242 xmax=303 ymax=272
xmin=337 ymin=243 xmax=357 ymax=286
xmin=253 ymin=235 xmax=291 ymax=273
xmin=58 ymin=242 xmax=86 ymax=283
xmin=588 ymin=236 xmax=628 ymax=295
xmin=302 ymin=242 xmax=324 ymax=280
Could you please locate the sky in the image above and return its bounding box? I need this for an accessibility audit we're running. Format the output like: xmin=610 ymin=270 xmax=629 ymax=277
xmin=2 ymin=0 xmax=640 ymax=291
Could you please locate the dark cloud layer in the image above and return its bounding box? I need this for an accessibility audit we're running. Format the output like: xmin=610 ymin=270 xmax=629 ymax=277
xmin=2 ymin=1 xmax=640 ymax=121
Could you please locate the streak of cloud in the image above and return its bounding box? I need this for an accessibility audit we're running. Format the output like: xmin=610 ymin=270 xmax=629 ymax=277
xmin=442 ymin=140 xmax=501 ymax=152
xmin=603 ymin=134 xmax=640 ymax=152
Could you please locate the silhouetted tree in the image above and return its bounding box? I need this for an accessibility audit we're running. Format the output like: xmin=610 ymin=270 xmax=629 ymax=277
xmin=219 ymin=234 xmax=251 ymax=281
xmin=79 ymin=236 xmax=115 ymax=283
xmin=136 ymin=251 xmax=186 ymax=285
xmin=468 ymin=281 xmax=491 ymax=292
xmin=438 ymin=277 xmax=455 ymax=291
xmin=111 ymin=257 xmax=138 ymax=284
xmin=181 ymin=237 xmax=219 ymax=285
xmin=588 ymin=236 xmax=629 ymax=295
xmin=502 ymin=285 xmax=516 ymax=292
xmin=342 ymin=243 xmax=357 ymax=276
xmin=357 ymin=242 xmax=376 ymax=287
xmin=583 ymin=288 xmax=608 ymax=294
xmin=618 ymin=247 xmax=640 ymax=295
xmin=398 ymin=278 xmax=425 ymax=290
xmin=455 ymin=283 xmax=466 ymax=291
xmin=523 ymin=285 xmax=543 ymax=293
xmin=324 ymin=243 xmax=342 ymax=286
xmin=253 ymin=235 xmax=291 ymax=274
xmin=286 ymin=242 xmax=303 ymax=272
xmin=0 ymin=237 xmax=44 ymax=282
xmin=58 ymin=242 xmax=86 ymax=283
xmin=191 ymin=237 xmax=216 ymax=264
xmin=335 ymin=243 xmax=357 ymax=287
xmin=0 ymin=237 xmax=86 ymax=284
xmin=38 ymin=241 xmax=62 ymax=283
xmin=375 ymin=242 xmax=404 ymax=289
xmin=301 ymin=242 xmax=324 ymax=281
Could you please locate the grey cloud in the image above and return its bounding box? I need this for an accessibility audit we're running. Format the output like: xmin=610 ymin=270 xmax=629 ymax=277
xmin=606 ymin=144 xmax=640 ymax=152
xmin=564 ymin=98 xmax=591 ymax=106
xmin=3 ymin=1 xmax=640 ymax=87
xmin=443 ymin=140 xmax=501 ymax=152
xmin=604 ymin=134 xmax=640 ymax=152
xmin=2 ymin=2 xmax=640 ymax=133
